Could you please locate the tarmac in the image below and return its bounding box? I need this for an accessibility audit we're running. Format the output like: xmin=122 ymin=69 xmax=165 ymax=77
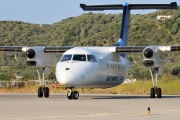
xmin=0 ymin=93 xmax=180 ymax=120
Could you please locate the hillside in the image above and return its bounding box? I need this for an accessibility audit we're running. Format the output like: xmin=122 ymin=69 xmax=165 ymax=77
xmin=0 ymin=6 xmax=180 ymax=80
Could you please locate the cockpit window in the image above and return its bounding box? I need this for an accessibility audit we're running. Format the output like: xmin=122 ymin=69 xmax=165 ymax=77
xmin=87 ymin=55 xmax=97 ymax=62
xmin=61 ymin=54 xmax=72 ymax=62
xmin=73 ymin=54 xmax=86 ymax=61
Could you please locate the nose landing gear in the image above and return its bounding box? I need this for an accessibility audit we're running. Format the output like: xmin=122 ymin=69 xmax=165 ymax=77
xmin=67 ymin=88 xmax=79 ymax=100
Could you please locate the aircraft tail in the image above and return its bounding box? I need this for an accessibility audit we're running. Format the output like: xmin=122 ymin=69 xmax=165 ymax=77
xmin=80 ymin=2 xmax=177 ymax=57
xmin=114 ymin=3 xmax=130 ymax=57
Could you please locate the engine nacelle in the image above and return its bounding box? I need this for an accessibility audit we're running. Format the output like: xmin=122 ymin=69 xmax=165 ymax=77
xmin=23 ymin=47 xmax=56 ymax=69
xmin=143 ymin=46 xmax=166 ymax=68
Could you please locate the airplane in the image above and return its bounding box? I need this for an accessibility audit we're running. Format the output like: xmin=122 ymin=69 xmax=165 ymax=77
xmin=0 ymin=2 xmax=178 ymax=100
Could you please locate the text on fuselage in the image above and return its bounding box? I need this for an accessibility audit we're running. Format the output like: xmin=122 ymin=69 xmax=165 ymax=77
xmin=106 ymin=76 xmax=124 ymax=81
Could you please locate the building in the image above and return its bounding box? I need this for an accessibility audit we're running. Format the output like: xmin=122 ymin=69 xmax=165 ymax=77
xmin=157 ymin=14 xmax=172 ymax=21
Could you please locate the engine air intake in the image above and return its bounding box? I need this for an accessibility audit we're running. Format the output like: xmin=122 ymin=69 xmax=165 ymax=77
xmin=26 ymin=61 xmax=36 ymax=66
xmin=143 ymin=60 xmax=154 ymax=67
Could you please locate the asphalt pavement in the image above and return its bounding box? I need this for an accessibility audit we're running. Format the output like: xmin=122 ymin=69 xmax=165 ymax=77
xmin=0 ymin=93 xmax=180 ymax=120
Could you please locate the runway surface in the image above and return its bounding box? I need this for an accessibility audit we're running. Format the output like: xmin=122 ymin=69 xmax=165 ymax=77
xmin=0 ymin=93 xmax=180 ymax=120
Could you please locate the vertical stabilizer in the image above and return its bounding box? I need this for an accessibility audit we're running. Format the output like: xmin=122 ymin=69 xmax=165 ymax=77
xmin=114 ymin=3 xmax=130 ymax=57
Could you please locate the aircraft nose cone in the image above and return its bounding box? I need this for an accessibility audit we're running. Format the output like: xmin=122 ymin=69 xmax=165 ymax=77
xmin=58 ymin=72 xmax=72 ymax=86
xmin=56 ymin=62 xmax=88 ymax=87
xmin=57 ymin=72 xmax=82 ymax=87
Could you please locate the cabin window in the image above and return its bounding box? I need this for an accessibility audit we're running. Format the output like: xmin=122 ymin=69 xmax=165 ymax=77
xmin=73 ymin=54 xmax=86 ymax=61
xmin=61 ymin=54 xmax=72 ymax=62
xmin=87 ymin=55 xmax=97 ymax=62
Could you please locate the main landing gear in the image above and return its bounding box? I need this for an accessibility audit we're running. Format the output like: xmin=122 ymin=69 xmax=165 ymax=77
xmin=37 ymin=68 xmax=50 ymax=98
xmin=150 ymin=68 xmax=162 ymax=98
xmin=67 ymin=88 xmax=79 ymax=100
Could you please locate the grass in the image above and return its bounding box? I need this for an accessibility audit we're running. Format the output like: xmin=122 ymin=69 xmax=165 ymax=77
xmin=0 ymin=79 xmax=180 ymax=95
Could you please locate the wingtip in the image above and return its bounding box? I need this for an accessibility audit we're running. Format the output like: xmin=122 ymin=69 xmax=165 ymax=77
xmin=80 ymin=4 xmax=86 ymax=8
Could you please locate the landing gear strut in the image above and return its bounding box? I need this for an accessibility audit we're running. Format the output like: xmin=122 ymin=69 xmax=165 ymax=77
xmin=37 ymin=68 xmax=50 ymax=98
xmin=150 ymin=68 xmax=162 ymax=98
xmin=67 ymin=88 xmax=79 ymax=100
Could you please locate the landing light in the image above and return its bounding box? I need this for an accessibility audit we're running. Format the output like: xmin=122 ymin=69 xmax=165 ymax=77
xmin=159 ymin=46 xmax=171 ymax=51
xmin=22 ymin=47 xmax=28 ymax=52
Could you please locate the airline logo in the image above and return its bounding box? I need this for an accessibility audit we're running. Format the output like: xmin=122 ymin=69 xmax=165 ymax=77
xmin=106 ymin=76 xmax=124 ymax=81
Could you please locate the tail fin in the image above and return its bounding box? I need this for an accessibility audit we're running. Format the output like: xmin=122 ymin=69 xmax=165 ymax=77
xmin=80 ymin=2 xmax=177 ymax=57
xmin=114 ymin=3 xmax=130 ymax=57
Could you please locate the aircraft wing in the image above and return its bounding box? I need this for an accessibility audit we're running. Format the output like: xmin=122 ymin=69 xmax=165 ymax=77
xmin=44 ymin=46 xmax=74 ymax=53
xmin=115 ymin=45 xmax=180 ymax=69
xmin=0 ymin=46 xmax=74 ymax=53
xmin=0 ymin=46 xmax=180 ymax=53
xmin=116 ymin=46 xmax=146 ymax=53
xmin=0 ymin=46 xmax=23 ymax=52
xmin=115 ymin=46 xmax=180 ymax=53
xmin=0 ymin=46 xmax=74 ymax=68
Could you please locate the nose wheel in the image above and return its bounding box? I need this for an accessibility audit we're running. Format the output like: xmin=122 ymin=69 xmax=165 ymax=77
xmin=67 ymin=88 xmax=79 ymax=100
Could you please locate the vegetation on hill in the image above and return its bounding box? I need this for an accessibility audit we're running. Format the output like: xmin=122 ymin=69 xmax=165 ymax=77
xmin=0 ymin=6 xmax=180 ymax=81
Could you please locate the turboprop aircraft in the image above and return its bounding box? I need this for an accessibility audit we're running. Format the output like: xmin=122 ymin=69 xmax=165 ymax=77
xmin=0 ymin=2 xmax=178 ymax=100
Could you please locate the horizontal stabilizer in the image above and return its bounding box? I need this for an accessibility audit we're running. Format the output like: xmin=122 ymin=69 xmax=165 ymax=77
xmin=80 ymin=4 xmax=123 ymax=11
xmin=128 ymin=2 xmax=177 ymax=10
xmin=80 ymin=2 xmax=177 ymax=11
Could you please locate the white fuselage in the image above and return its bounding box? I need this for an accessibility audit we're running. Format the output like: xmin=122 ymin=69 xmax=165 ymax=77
xmin=56 ymin=47 xmax=131 ymax=88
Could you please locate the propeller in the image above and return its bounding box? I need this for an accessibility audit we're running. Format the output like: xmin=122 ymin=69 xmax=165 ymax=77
xmin=143 ymin=48 xmax=153 ymax=58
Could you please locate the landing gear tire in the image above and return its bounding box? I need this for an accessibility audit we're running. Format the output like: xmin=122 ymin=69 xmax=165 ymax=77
xmin=67 ymin=91 xmax=72 ymax=100
xmin=150 ymin=68 xmax=162 ymax=98
xmin=72 ymin=91 xmax=79 ymax=100
xmin=38 ymin=87 xmax=43 ymax=98
xmin=44 ymin=87 xmax=49 ymax=98
xmin=150 ymin=88 xmax=155 ymax=98
xmin=157 ymin=88 xmax=162 ymax=98
xmin=67 ymin=90 xmax=79 ymax=100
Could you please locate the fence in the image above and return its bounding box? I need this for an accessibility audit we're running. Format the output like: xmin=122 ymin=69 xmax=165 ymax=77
xmin=0 ymin=80 xmax=55 ymax=89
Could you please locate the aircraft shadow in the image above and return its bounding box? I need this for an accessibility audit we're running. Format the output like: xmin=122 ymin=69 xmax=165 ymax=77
xmin=91 ymin=95 xmax=180 ymax=99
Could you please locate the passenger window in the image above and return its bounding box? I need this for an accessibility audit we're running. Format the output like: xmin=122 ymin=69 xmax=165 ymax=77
xmin=61 ymin=55 xmax=72 ymax=62
xmin=87 ymin=55 xmax=97 ymax=62
xmin=73 ymin=55 xmax=86 ymax=61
